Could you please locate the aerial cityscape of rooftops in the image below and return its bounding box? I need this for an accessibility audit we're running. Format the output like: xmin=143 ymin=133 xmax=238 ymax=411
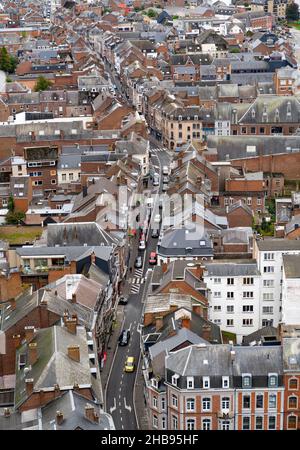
xmin=1 ymin=0 xmax=300 ymax=434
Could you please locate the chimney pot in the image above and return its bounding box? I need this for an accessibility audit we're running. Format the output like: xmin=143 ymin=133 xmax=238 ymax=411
xmin=24 ymin=326 xmax=35 ymax=343
xmin=28 ymin=342 xmax=38 ymax=365
xmin=181 ymin=316 xmax=191 ymax=330
xmin=13 ymin=334 xmax=21 ymax=348
xmin=85 ymin=404 xmax=99 ymax=423
xmin=71 ymin=293 xmax=76 ymax=304
xmin=56 ymin=410 xmax=64 ymax=425
xmin=67 ymin=345 xmax=80 ymax=362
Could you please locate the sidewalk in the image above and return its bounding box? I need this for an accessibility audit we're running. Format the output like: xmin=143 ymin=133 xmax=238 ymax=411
xmin=134 ymin=360 xmax=150 ymax=430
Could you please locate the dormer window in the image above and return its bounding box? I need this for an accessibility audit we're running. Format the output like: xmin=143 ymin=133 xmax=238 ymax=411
xmin=203 ymin=376 xmax=210 ymax=389
xmin=172 ymin=374 xmax=180 ymax=386
xmin=187 ymin=377 xmax=194 ymax=389
xmin=151 ymin=378 xmax=158 ymax=389
xmin=268 ymin=373 xmax=278 ymax=388
xmin=222 ymin=376 xmax=229 ymax=388
xmin=242 ymin=374 xmax=252 ymax=388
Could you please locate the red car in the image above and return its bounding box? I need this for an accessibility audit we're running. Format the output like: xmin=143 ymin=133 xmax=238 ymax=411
xmin=149 ymin=252 xmax=157 ymax=265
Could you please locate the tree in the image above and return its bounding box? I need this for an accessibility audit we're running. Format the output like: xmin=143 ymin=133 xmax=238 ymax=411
xmin=286 ymin=2 xmax=299 ymax=21
xmin=7 ymin=195 xmax=14 ymax=212
xmin=6 ymin=210 xmax=25 ymax=225
xmin=147 ymin=8 xmax=157 ymax=18
xmin=34 ymin=76 xmax=52 ymax=92
xmin=0 ymin=47 xmax=18 ymax=73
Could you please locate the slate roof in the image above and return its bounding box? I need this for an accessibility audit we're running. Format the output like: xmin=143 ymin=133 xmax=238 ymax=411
xmin=46 ymin=222 xmax=120 ymax=247
xmin=158 ymin=226 xmax=213 ymax=257
xmin=283 ymin=254 xmax=300 ymax=278
xmin=204 ymin=261 xmax=259 ymax=277
xmin=256 ymin=239 xmax=300 ymax=252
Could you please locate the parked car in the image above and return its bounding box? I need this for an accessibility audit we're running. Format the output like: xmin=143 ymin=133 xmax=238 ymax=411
xmin=162 ymin=183 xmax=168 ymax=192
xmin=134 ymin=256 xmax=143 ymax=268
xmin=163 ymin=176 xmax=169 ymax=183
xmin=154 ymin=214 xmax=161 ymax=223
xmin=119 ymin=329 xmax=130 ymax=346
xmin=151 ymin=228 xmax=159 ymax=238
xmin=119 ymin=296 xmax=128 ymax=305
xmin=139 ymin=239 xmax=146 ymax=250
xmin=153 ymin=173 xmax=159 ymax=186
xmin=124 ymin=356 xmax=135 ymax=372
xmin=149 ymin=252 xmax=157 ymax=265
xmin=162 ymin=166 xmax=169 ymax=175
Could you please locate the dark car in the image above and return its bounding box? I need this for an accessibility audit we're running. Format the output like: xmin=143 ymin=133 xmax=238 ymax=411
xmin=119 ymin=329 xmax=130 ymax=346
xmin=119 ymin=296 xmax=128 ymax=305
xmin=151 ymin=228 xmax=159 ymax=238
xmin=134 ymin=256 xmax=143 ymax=268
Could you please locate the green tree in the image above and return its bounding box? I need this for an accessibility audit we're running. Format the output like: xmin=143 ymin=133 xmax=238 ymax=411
xmin=0 ymin=47 xmax=18 ymax=73
xmin=7 ymin=195 xmax=14 ymax=212
xmin=230 ymin=48 xmax=241 ymax=53
xmin=34 ymin=76 xmax=52 ymax=92
xmin=6 ymin=211 xmax=25 ymax=225
xmin=147 ymin=8 xmax=157 ymax=18
xmin=286 ymin=2 xmax=299 ymax=21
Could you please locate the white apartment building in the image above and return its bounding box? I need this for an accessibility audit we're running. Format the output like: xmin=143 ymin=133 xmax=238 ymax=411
xmin=203 ymin=261 xmax=261 ymax=343
xmin=282 ymin=254 xmax=300 ymax=325
xmin=253 ymin=239 xmax=300 ymax=329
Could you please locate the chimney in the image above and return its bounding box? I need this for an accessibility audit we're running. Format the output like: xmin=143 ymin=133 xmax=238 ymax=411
xmin=28 ymin=342 xmax=38 ymax=365
xmin=181 ymin=315 xmax=191 ymax=330
xmin=67 ymin=345 xmax=80 ymax=362
xmin=4 ymin=408 xmax=10 ymax=417
xmin=82 ymin=185 xmax=88 ymax=197
xmin=12 ymin=334 xmax=21 ymax=349
xmin=192 ymin=304 xmax=201 ymax=316
xmin=230 ymin=350 xmax=235 ymax=362
xmin=85 ymin=404 xmax=99 ymax=423
xmin=24 ymin=326 xmax=35 ymax=343
xmin=91 ymin=252 xmax=96 ymax=264
xmin=63 ymin=310 xmax=69 ymax=324
xmin=202 ymin=324 xmax=211 ymax=342
xmin=71 ymin=293 xmax=76 ymax=304
xmin=155 ymin=316 xmax=164 ymax=332
xmin=56 ymin=411 xmax=64 ymax=426
xmin=25 ymin=378 xmax=34 ymax=396
xmin=65 ymin=318 xmax=77 ymax=335
xmin=9 ymin=298 xmax=16 ymax=310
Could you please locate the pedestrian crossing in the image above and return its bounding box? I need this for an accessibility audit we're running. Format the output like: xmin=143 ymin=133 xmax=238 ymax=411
xmin=151 ymin=147 xmax=169 ymax=153
xmin=128 ymin=273 xmax=146 ymax=294
xmin=134 ymin=268 xmax=143 ymax=277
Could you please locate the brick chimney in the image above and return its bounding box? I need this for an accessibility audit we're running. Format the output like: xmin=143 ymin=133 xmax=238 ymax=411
xmin=63 ymin=310 xmax=69 ymax=324
xmin=56 ymin=411 xmax=64 ymax=426
xmin=9 ymin=298 xmax=16 ymax=310
xmin=155 ymin=316 xmax=164 ymax=332
xmin=25 ymin=378 xmax=34 ymax=396
xmin=192 ymin=304 xmax=202 ymax=316
xmin=71 ymin=293 xmax=76 ymax=304
xmin=181 ymin=315 xmax=191 ymax=330
xmin=85 ymin=404 xmax=99 ymax=423
xmin=28 ymin=342 xmax=38 ymax=365
xmin=65 ymin=318 xmax=77 ymax=334
xmin=12 ymin=334 xmax=21 ymax=349
xmin=67 ymin=345 xmax=80 ymax=362
xmin=91 ymin=252 xmax=96 ymax=264
xmin=202 ymin=324 xmax=211 ymax=342
xmin=25 ymin=326 xmax=35 ymax=343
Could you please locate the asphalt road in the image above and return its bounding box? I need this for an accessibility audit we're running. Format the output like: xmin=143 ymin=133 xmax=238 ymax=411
xmin=105 ymin=147 xmax=171 ymax=430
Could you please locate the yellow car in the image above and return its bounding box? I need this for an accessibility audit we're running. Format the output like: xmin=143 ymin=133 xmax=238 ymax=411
xmin=124 ymin=356 xmax=135 ymax=373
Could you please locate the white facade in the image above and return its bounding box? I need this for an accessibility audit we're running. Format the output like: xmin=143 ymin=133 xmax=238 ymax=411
xmin=215 ymin=120 xmax=231 ymax=136
xmin=203 ymin=263 xmax=261 ymax=344
xmin=253 ymin=240 xmax=300 ymax=329
xmin=282 ymin=255 xmax=300 ymax=325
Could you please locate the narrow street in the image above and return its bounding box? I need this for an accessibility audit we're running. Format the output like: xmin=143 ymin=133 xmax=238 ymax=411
xmin=105 ymin=148 xmax=171 ymax=430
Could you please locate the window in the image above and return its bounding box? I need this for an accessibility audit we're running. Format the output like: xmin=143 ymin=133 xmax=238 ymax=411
xmin=263 ymin=306 xmax=273 ymax=314
xmin=222 ymin=397 xmax=230 ymax=409
xmin=243 ymin=395 xmax=251 ymax=409
xmin=171 ymin=394 xmax=178 ymax=408
xmin=262 ymin=319 xmax=273 ymax=327
xmin=250 ymin=127 xmax=255 ymax=134
xmin=202 ymin=418 xmax=211 ymax=430
xmin=172 ymin=415 xmax=178 ymax=430
xmin=260 ymin=127 xmax=265 ymax=134
xmin=69 ymin=173 xmax=74 ymax=181
xmin=214 ymin=278 xmax=221 ymax=284
xmin=242 ymin=416 xmax=250 ymax=430
xmin=264 ymin=266 xmax=274 ymax=273
xmin=227 ymin=305 xmax=234 ymax=313
xmin=247 ymin=198 xmax=252 ymax=206
xmin=255 ymin=416 xmax=263 ymax=430
xmin=268 ymin=374 xmax=277 ymax=387
xmin=263 ymin=293 xmax=274 ymax=301
xmin=186 ymin=418 xmax=195 ymax=430
xmin=187 ymin=377 xmax=194 ymax=389
xmin=243 ymin=319 xmax=253 ymax=326
xmin=203 ymin=377 xmax=210 ymax=389
xmin=162 ymin=417 xmax=166 ymax=429
xmin=243 ymin=277 xmax=254 ymax=285
xmin=268 ymin=416 xmax=276 ymax=430
xmin=243 ymin=376 xmax=252 ymax=389
xmin=243 ymin=292 xmax=254 ymax=299
xmin=243 ymin=305 xmax=253 ymax=312
xmin=161 ymin=397 xmax=166 ymax=411
xmin=256 ymin=394 xmax=263 ymax=409
xmin=214 ymin=305 xmax=222 ymax=311
xmin=186 ymin=398 xmax=195 ymax=412
xmin=288 ymin=396 xmax=297 ymax=409
xmin=51 ymin=179 xmax=56 ymax=184
xmin=153 ymin=396 xmax=158 ymax=408
xmin=227 ymin=319 xmax=234 ymax=327
xmin=172 ymin=374 xmax=179 ymax=386
xmin=202 ymin=397 xmax=211 ymax=411
xmin=227 ymin=292 xmax=234 ymax=299
xmin=269 ymin=394 xmax=277 ymax=409
xmin=288 ymin=415 xmax=297 ymax=429
xmin=263 ymin=280 xmax=274 ymax=287
xmin=289 ymin=379 xmax=298 ymax=390
xmin=214 ymin=292 xmax=221 ymax=297
xmin=264 ymin=253 xmax=274 ymax=261
xmin=62 ymin=174 xmax=67 ymax=182
xmin=153 ymin=414 xmax=158 ymax=428
xmin=227 ymin=278 xmax=234 ymax=285
xmin=32 ymin=180 xmax=43 ymax=186
xmin=222 ymin=376 xmax=229 ymax=388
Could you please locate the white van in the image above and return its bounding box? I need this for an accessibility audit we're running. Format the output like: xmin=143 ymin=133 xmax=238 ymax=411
xmin=162 ymin=166 xmax=169 ymax=175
